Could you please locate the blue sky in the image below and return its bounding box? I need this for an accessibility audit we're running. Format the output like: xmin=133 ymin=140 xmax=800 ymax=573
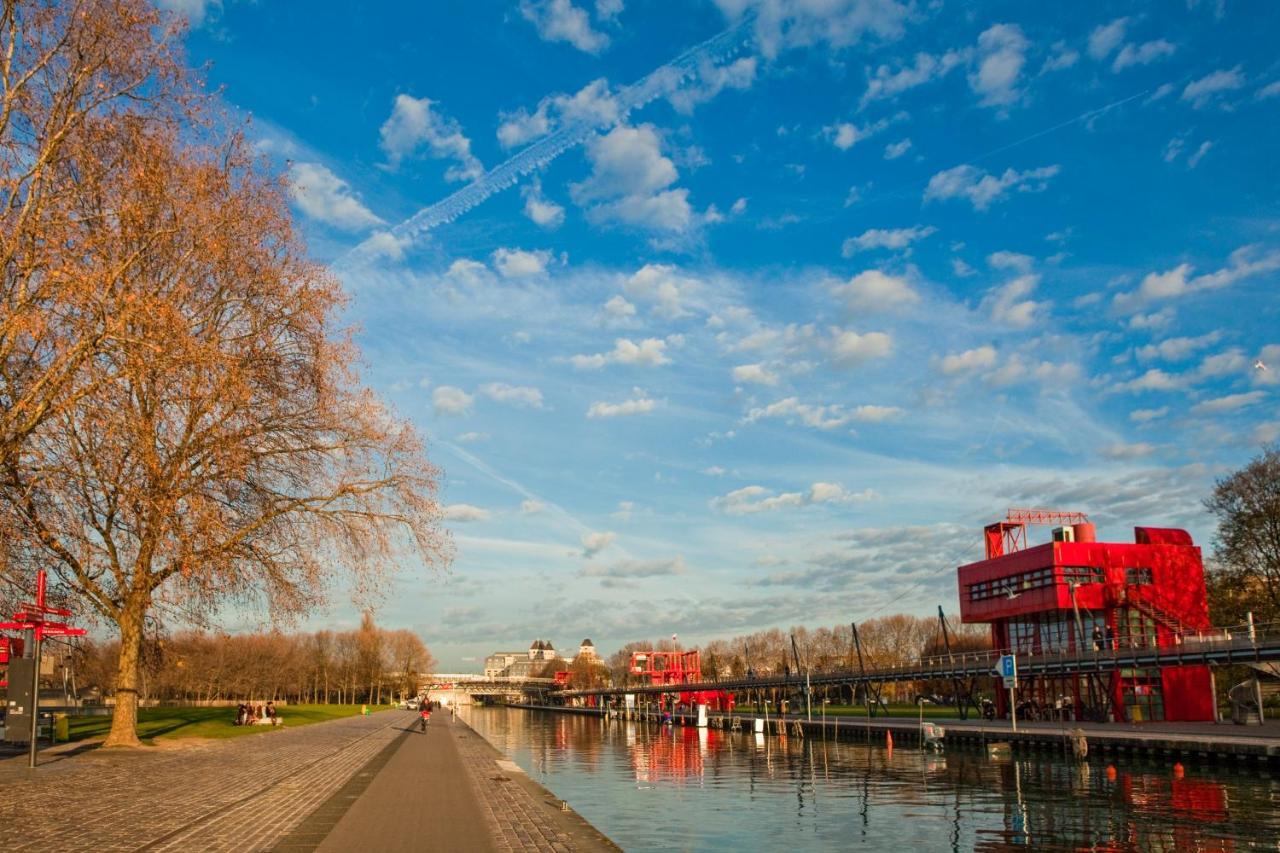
xmin=171 ymin=0 xmax=1280 ymax=669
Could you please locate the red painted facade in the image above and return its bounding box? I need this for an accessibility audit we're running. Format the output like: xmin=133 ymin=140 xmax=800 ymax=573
xmin=958 ymin=518 xmax=1216 ymax=722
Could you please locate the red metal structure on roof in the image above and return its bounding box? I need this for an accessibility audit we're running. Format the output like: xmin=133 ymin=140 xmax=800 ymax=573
xmin=0 ymin=571 xmax=86 ymax=688
xmin=984 ymin=508 xmax=1091 ymax=559
xmin=960 ymin=514 xmax=1214 ymax=722
xmin=629 ymin=650 xmax=734 ymax=712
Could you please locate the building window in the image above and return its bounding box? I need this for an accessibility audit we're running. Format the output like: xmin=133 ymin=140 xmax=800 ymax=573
xmin=1125 ymin=567 xmax=1153 ymax=586
xmin=968 ymin=566 xmax=1056 ymax=602
xmin=1061 ymin=566 xmax=1103 ymax=585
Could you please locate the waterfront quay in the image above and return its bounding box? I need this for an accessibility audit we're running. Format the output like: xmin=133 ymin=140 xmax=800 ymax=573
xmin=508 ymin=704 xmax=1280 ymax=765
xmin=0 ymin=711 xmax=616 ymax=852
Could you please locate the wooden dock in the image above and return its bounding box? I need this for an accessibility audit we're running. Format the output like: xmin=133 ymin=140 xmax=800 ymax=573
xmin=503 ymin=704 xmax=1280 ymax=765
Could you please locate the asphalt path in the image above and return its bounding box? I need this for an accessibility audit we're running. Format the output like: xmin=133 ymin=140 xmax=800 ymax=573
xmin=315 ymin=713 xmax=498 ymax=853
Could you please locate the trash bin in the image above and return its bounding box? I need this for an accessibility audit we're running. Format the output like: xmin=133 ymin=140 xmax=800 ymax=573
xmin=54 ymin=712 xmax=69 ymax=742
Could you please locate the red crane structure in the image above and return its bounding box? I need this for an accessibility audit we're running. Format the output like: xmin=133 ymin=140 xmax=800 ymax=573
xmin=629 ymin=650 xmax=734 ymax=713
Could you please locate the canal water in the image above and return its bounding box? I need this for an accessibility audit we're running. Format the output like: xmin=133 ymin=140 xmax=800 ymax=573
xmin=461 ymin=707 xmax=1280 ymax=851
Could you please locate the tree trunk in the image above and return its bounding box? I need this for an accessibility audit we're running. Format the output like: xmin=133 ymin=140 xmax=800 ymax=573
xmin=105 ymin=607 xmax=145 ymax=748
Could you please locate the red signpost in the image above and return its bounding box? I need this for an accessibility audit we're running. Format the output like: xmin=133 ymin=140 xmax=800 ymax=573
xmin=0 ymin=570 xmax=86 ymax=767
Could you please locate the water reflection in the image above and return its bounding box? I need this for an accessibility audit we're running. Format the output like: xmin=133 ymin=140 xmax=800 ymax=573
xmin=462 ymin=707 xmax=1279 ymax=852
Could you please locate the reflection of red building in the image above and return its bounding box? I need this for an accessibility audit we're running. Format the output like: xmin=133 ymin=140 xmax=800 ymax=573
xmin=958 ymin=512 xmax=1215 ymax=722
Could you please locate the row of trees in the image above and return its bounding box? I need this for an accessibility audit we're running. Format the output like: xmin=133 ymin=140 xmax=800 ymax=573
xmin=603 ymin=615 xmax=990 ymax=702
xmin=73 ymin=613 xmax=434 ymax=706
xmin=0 ymin=1 xmax=448 ymax=745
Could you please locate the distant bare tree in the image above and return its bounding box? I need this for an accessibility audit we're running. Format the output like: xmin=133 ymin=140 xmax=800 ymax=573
xmin=1206 ymin=444 xmax=1280 ymax=623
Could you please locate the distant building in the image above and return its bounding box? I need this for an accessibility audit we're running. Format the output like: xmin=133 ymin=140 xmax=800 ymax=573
xmin=485 ymin=639 xmax=558 ymax=679
xmin=575 ymin=638 xmax=595 ymax=661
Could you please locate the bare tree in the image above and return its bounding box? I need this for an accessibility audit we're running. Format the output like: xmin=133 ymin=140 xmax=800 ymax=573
xmin=1206 ymin=444 xmax=1280 ymax=623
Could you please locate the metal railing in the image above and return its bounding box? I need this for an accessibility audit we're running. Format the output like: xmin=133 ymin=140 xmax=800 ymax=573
xmin=555 ymin=620 xmax=1280 ymax=698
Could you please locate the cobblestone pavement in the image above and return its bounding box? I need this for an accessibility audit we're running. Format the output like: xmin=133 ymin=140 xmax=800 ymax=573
xmin=451 ymin=714 xmax=619 ymax=853
xmin=0 ymin=711 xmax=405 ymax=852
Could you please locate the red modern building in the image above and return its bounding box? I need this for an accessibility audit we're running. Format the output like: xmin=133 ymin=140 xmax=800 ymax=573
xmin=957 ymin=510 xmax=1215 ymax=723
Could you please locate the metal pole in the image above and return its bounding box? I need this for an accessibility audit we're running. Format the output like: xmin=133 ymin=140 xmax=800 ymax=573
xmin=29 ymin=627 xmax=42 ymax=768
xmin=1009 ymin=654 xmax=1018 ymax=734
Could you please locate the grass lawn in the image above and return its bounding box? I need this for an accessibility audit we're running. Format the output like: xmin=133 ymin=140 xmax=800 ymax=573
xmin=67 ymin=703 xmax=391 ymax=744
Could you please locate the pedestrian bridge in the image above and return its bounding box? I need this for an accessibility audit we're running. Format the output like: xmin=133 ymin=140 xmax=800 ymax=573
xmin=422 ymin=673 xmax=555 ymax=705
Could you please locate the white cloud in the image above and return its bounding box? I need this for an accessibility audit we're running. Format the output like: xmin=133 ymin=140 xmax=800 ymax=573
xmin=492 ymin=247 xmax=553 ymax=278
xmin=625 ymin=264 xmax=695 ymax=318
xmin=833 ymin=269 xmax=920 ymax=312
xmin=480 ymin=383 xmax=545 ymax=408
xmin=1258 ymin=80 xmax=1280 ymax=100
xmin=497 ymin=79 xmax=619 ymax=148
xmin=861 ymin=49 xmax=968 ymax=105
xmin=583 ymin=555 xmax=686 ymax=578
xmin=731 ymin=197 xmax=748 ymax=215
xmin=1182 ymin=67 xmax=1246 ymax=108
xmin=1190 ymin=391 xmax=1265 ymax=415
xmin=587 ymin=395 xmax=657 ymax=418
xmin=595 ymin=0 xmax=623 ymax=20
xmin=1197 ymin=349 xmax=1247 ymax=379
xmin=668 ymin=57 xmax=757 ymax=114
xmin=612 ymin=500 xmax=634 ymax=520
xmin=520 ymin=0 xmax=610 ymax=53
xmin=924 ymin=163 xmax=1060 ymax=210
xmin=828 ymin=328 xmax=893 ymax=366
xmin=969 ymin=23 xmax=1029 ymax=108
xmin=1114 ymin=246 xmax=1280 ymax=312
xmin=521 ymin=179 xmax=565 ymax=228
xmin=1041 ymin=41 xmax=1079 ymax=72
xmin=883 ymin=138 xmax=913 ymax=160
xmin=744 ymin=397 xmax=860 ymax=431
xmin=603 ymin=295 xmax=636 ymax=319
xmin=1087 ymin=17 xmax=1128 ymax=60
xmin=363 ymin=231 xmax=410 ymax=261
xmin=714 ymin=0 xmax=910 ymax=59
xmin=1187 ymin=141 xmax=1212 ymax=169
xmin=456 ymin=431 xmax=488 ymax=443
xmin=571 ymin=337 xmax=671 ymax=369
xmin=1112 ymin=39 xmax=1176 ymax=72
xmin=378 ymin=95 xmax=483 ymax=181
xmin=987 ymin=250 xmax=1034 ymax=272
xmin=581 ymin=530 xmax=616 ymax=557
xmin=1136 ymin=332 xmax=1221 ymax=362
xmin=711 ymin=482 xmax=875 ymax=514
xmin=1100 ymin=442 xmax=1157 ymax=460
xmin=520 ymin=499 xmax=546 ymax=514
xmin=287 ymin=163 xmax=383 ymax=231
xmin=983 ymin=274 xmax=1046 ymax=329
xmin=433 ymin=386 xmax=475 ymax=415
xmin=826 ymin=118 xmax=890 ymax=150
xmin=444 ymin=504 xmax=490 ymax=522
xmin=852 ymin=404 xmax=903 ymax=422
xmin=841 ymin=226 xmax=935 ymax=256
xmin=939 ymin=345 xmax=997 ymax=376
xmin=952 ymin=258 xmax=977 ymax=278
xmin=1113 ymin=369 xmax=1183 ymax=393
xmin=732 ymin=363 xmax=778 ymax=386
xmin=572 ymin=124 xmax=692 ymax=233
xmin=1129 ymin=407 xmax=1168 ymax=423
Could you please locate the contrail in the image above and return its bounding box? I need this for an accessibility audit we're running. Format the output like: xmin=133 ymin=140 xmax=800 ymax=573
xmin=337 ymin=15 xmax=755 ymax=268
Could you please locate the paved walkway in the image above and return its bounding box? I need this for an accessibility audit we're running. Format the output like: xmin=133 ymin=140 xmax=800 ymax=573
xmin=0 ymin=710 xmax=617 ymax=851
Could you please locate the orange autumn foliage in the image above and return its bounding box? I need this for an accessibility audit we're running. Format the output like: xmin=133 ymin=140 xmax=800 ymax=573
xmin=0 ymin=1 xmax=451 ymax=747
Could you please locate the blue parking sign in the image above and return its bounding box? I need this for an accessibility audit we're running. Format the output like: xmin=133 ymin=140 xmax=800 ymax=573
xmin=998 ymin=654 xmax=1015 ymax=679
